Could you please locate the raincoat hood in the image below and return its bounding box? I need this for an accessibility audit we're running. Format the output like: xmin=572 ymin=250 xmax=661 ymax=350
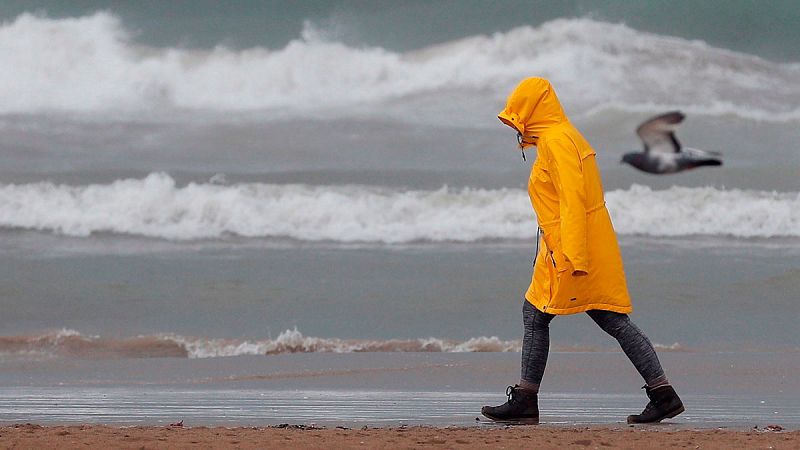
xmin=498 ymin=77 xmax=568 ymax=137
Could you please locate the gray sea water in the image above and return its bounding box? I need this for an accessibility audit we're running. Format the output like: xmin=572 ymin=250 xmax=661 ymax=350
xmin=0 ymin=1 xmax=798 ymax=427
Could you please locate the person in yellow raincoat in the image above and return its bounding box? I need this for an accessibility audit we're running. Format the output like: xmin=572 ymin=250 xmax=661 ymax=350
xmin=481 ymin=77 xmax=684 ymax=424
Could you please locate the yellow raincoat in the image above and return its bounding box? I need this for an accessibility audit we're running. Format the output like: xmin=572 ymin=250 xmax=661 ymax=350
xmin=499 ymin=78 xmax=632 ymax=315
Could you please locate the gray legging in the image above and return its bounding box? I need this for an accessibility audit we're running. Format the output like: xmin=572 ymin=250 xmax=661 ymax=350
xmin=521 ymin=301 xmax=667 ymax=386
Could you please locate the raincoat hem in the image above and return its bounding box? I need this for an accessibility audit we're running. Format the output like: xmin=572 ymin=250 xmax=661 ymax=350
xmin=524 ymin=296 xmax=633 ymax=316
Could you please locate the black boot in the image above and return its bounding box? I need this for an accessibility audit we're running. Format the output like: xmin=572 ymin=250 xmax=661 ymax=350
xmin=627 ymin=385 xmax=685 ymax=424
xmin=481 ymin=385 xmax=539 ymax=423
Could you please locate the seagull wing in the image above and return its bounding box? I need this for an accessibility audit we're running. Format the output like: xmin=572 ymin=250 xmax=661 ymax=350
xmin=682 ymin=147 xmax=723 ymax=158
xmin=636 ymin=111 xmax=685 ymax=154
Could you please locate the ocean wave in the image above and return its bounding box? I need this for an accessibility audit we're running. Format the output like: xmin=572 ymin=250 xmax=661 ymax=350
xmin=607 ymin=185 xmax=800 ymax=238
xmin=0 ymin=12 xmax=798 ymax=122
xmin=0 ymin=174 xmax=797 ymax=241
xmin=0 ymin=328 xmax=685 ymax=359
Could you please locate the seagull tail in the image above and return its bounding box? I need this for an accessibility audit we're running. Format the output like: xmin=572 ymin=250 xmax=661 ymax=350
xmin=688 ymin=158 xmax=723 ymax=168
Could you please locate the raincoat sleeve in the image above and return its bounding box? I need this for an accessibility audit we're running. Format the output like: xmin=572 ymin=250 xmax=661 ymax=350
xmin=545 ymin=138 xmax=589 ymax=274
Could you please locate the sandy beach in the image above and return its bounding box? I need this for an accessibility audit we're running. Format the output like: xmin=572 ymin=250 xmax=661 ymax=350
xmin=1 ymin=423 xmax=797 ymax=449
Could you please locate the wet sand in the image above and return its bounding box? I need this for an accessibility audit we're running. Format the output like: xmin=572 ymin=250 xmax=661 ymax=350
xmin=2 ymin=352 xmax=799 ymax=429
xmin=1 ymin=423 xmax=797 ymax=449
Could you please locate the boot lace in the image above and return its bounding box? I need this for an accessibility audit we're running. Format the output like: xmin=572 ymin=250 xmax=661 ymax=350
xmin=640 ymin=402 xmax=657 ymax=415
xmin=505 ymin=385 xmax=521 ymax=404
xmin=640 ymin=385 xmax=660 ymax=413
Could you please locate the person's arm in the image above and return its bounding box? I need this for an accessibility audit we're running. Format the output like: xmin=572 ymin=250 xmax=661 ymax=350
xmin=545 ymin=139 xmax=589 ymax=276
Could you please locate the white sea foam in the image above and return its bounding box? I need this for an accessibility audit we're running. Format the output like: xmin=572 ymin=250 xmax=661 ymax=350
xmin=0 ymin=13 xmax=799 ymax=122
xmin=0 ymin=174 xmax=797 ymax=241
xmin=162 ymin=329 xmax=522 ymax=358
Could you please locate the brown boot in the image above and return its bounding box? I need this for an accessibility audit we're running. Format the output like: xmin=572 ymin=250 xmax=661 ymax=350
xmin=481 ymin=385 xmax=539 ymax=424
xmin=627 ymin=385 xmax=685 ymax=424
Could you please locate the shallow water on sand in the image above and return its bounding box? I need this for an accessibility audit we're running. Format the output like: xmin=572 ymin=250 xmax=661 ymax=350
xmin=0 ymin=352 xmax=798 ymax=428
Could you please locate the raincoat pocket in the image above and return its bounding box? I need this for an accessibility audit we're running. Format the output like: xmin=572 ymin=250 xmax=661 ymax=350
xmin=550 ymin=249 xmax=569 ymax=274
xmin=551 ymin=266 xmax=584 ymax=309
xmin=541 ymin=230 xmax=569 ymax=274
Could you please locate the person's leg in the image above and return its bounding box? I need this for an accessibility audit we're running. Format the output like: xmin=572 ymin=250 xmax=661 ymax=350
xmin=586 ymin=309 xmax=684 ymax=423
xmin=481 ymin=300 xmax=554 ymax=422
xmin=585 ymin=309 xmax=667 ymax=387
xmin=520 ymin=300 xmax=556 ymax=392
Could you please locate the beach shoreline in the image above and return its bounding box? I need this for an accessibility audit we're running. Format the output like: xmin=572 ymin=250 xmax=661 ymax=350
xmin=1 ymin=423 xmax=796 ymax=449
xmin=2 ymin=351 xmax=799 ymax=429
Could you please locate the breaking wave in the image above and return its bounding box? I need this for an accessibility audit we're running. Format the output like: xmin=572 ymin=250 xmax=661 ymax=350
xmin=0 ymin=328 xmax=685 ymax=359
xmin=0 ymin=173 xmax=797 ymax=242
xmin=0 ymin=12 xmax=799 ymax=122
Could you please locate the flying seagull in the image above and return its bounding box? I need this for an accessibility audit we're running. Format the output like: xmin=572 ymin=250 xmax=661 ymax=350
xmin=621 ymin=111 xmax=722 ymax=174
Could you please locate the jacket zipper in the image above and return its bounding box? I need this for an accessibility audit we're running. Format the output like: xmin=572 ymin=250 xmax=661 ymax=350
xmin=532 ymin=227 xmax=541 ymax=268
